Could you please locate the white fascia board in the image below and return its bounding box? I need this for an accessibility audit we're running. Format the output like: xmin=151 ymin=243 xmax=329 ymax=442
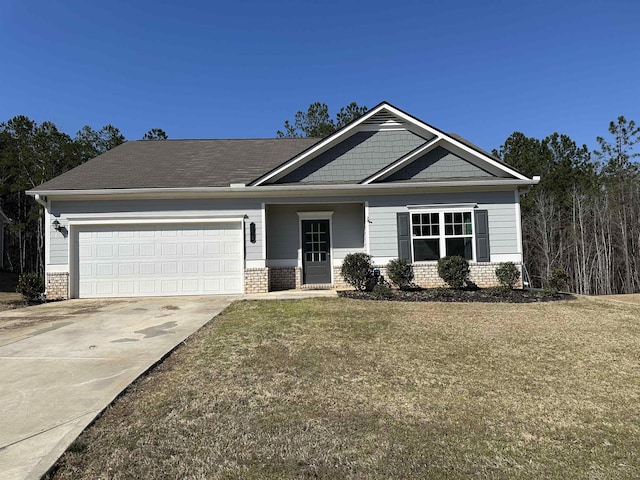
xmin=372 ymin=104 xmax=531 ymax=181
xmin=28 ymin=178 xmax=540 ymax=201
xmin=361 ymin=136 xmax=442 ymax=184
xmin=250 ymin=103 xmax=395 ymax=186
xmin=66 ymin=212 xmax=245 ymax=226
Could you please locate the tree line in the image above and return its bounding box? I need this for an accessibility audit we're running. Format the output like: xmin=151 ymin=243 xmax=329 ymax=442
xmin=494 ymin=117 xmax=640 ymax=294
xmin=0 ymin=119 xmax=166 ymax=274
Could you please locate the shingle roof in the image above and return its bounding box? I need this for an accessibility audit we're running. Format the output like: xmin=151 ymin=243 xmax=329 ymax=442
xmin=35 ymin=138 xmax=320 ymax=190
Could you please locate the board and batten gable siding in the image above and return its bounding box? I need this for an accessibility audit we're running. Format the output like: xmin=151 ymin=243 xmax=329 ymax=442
xmin=266 ymin=203 xmax=365 ymax=263
xmin=366 ymin=191 xmax=519 ymax=261
xmin=384 ymin=146 xmax=500 ymax=182
xmin=275 ymin=130 xmax=426 ymax=184
xmin=47 ymin=198 xmax=263 ymax=265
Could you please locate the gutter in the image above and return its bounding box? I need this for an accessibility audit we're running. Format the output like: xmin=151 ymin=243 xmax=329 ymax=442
xmin=34 ymin=194 xmax=48 ymax=207
xmin=27 ymin=177 xmax=541 ymax=199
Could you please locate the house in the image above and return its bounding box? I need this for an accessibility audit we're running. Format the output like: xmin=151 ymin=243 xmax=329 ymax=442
xmin=0 ymin=209 xmax=9 ymax=269
xmin=28 ymin=102 xmax=539 ymax=299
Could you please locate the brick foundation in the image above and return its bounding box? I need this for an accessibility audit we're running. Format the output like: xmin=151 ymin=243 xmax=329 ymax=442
xmin=257 ymin=262 xmax=521 ymax=292
xmin=268 ymin=267 xmax=301 ymax=291
xmin=244 ymin=268 xmax=269 ymax=294
xmin=46 ymin=272 xmax=69 ymax=300
xmin=376 ymin=262 xmax=522 ymax=289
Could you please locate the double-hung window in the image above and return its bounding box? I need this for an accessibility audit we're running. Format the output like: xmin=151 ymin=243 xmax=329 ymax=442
xmin=411 ymin=210 xmax=474 ymax=261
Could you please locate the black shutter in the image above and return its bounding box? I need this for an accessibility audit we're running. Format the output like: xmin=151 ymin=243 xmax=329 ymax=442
xmin=475 ymin=210 xmax=490 ymax=262
xmin=397 ymin=212 xmax=411 ymax=261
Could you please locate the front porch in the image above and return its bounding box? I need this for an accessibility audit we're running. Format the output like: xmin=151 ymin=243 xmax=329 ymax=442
xmin=263 ymin=202 xmax=366 ymax=291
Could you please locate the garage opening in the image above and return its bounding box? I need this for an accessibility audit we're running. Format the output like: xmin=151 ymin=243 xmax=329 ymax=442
xmin=74 ymin=222 xmax=243 ymax=298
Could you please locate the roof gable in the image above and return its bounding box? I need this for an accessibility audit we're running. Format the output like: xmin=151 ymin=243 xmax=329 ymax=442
xmin=381 ymin=146 xmax=498 ymax=182
xmin=251 ymin=102 xmax=528 ymax=186
xmin=272 ymin=129 xmax=426 ymax=184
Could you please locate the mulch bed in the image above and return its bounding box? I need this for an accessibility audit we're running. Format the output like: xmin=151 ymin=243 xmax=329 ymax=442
xmin=338 ymin=287 xmax=572 ymax=303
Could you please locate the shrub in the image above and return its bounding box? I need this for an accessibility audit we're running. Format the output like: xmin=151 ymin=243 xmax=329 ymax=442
xmin=437 ymin=256 xmax=470 ymax=289
xmin=545 ymin=267 xmax=569 ymax=294
xmin=495 ymin=262 xmax=520 ymax=289
xmin=16 ymin=273 xmax=45 ymax=301
xmin=386 ymin=258 xmax=414 ymax=290
xmin=340 ymin=253 xmax=374 ymax=291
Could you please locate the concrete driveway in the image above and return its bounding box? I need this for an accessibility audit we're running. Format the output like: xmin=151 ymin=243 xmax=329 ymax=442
xmin=0 ymin=295 xmax=237 ymax=480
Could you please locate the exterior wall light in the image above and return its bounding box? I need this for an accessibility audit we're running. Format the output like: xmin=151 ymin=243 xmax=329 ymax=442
xmin=249 ymin=222 xmax=256 ymax=243
xmin=52 ymin=219 xmax=61 ymax=231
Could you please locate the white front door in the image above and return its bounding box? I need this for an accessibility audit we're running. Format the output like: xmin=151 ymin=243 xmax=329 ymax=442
xmin=76 ymin=223 xmax=243 ymax=298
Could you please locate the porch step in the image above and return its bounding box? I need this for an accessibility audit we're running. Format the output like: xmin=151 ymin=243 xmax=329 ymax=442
xmin=301 ymin=284 xmax=334 ymax=290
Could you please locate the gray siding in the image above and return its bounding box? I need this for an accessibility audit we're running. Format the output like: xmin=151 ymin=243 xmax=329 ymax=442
xmin=384 ymin=147 xmax=495 ymax=181
xmin=266 ymin=203 xmax=364 ymax=261
xmin=367 ymin=191 xmax=518 ymax=258
xmin=47 ymin=190 xmax=519 ymax=267
xmin=49 ymin=198 xmax=263 ymax=265
xmin=275 ymin=130 xmax=425 ymax=184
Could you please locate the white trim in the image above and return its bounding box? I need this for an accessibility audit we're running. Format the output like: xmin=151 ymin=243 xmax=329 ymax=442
xmin=491 ymin=253 xmax=522 ymax=263
xmin=46 ymin=264 xmax=69 ymax=273
xmin=266 ymin=258 xmax=298 ymax=268
xmin=371 ymin=256 xmax=397 ymax=266
xmin=296 ymin=211 xmax=334 ymax=219
xmin=515 ymin=189 xmax=523 ymax=258
xmin=409 ymin=208 xmax=476 ymax=262
xmin=45 ymin=206 xmax=51 ymax=267
xmin=364 ymin=201 xmax=370 ymax=254
xmin=246 ymin=259 xmax=266 ymax=268
xmin=361 ymin=136 xmax=442 ymax=184
xmin=261 ymin=203 xmax=266 ymax=261
xmin=296 ymin=212 xmax=334 ymax=285
xmin=66 ymin=215 xmax=245 ymax=226
xmin=407 ymin=203 xmax=478 ymax=210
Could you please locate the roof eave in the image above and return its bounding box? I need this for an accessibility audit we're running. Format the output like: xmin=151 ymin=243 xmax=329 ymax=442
xmin=27 ymin=177 xmax=540 ymax=199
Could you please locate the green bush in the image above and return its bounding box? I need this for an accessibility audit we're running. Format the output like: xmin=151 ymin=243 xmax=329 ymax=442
xmin=340 ymin=253 xmax=374 ymax=291
xmin=386 ymin=258 xmax=414 ymax=290
xmin=16 ymin=273 xmax=45 ymax=301
xmin=437 ymin=256 xmax=470 ymax=289
xmin=545 ymin=267 xmax=569 ymax=294
xmin=495 ymin=262 xmax=520 ymax=289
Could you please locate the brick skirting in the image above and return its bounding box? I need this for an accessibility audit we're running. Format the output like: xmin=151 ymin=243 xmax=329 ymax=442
xmin=46 ymin=272 xmax=69 ymax=300
xmin=332 ymin=262 xmax=522 ymax=290
xmin=268 ymin=267 xmax=301 ymax=291
xmin=244 ymin=268 xmax=269 ymax=294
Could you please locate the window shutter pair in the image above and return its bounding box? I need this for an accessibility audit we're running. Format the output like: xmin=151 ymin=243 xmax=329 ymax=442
xmin=396 ymin=210 xmax=490 ymax=262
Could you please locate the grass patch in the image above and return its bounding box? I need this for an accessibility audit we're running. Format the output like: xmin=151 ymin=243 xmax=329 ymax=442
xmin=0 ymin=271 xmax=26 ymax=311
xmin=48 ymin=297 xmax=640 ymax=479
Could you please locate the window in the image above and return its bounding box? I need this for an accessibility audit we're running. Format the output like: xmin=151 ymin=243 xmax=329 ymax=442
xmin=411 ymin=210 xmax=474 ymax=261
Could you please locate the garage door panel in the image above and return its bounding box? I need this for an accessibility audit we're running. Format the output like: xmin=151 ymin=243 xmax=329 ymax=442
xmin=77 ymin=223 xmax=243 ymax=298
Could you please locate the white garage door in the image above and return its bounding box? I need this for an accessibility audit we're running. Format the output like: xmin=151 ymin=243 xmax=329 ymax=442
xmin=76 ymin=223 xmax=243 ymax=298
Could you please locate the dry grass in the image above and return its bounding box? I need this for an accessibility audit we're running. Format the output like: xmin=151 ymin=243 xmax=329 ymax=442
xmin=49 ymin=297 xmax=640 ymax=479
xmin=0 ymin=272 xmax=25 ymax=311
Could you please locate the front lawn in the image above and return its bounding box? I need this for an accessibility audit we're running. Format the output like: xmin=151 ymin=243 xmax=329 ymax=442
xmin=48 ymin=297 xmax=640 ymax=479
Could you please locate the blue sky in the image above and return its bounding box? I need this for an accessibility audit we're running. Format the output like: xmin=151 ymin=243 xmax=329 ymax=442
xmin=0 ymin=0 xmax=637 ymax=152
